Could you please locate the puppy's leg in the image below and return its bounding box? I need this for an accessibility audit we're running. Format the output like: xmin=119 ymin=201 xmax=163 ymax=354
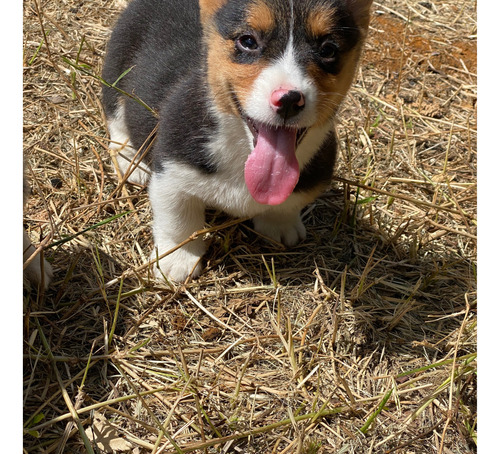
xmin=23 ymin=230 xmax=53 ymax=290
xmin=108 ymin=102 xmax=151 ymax=185
xmin=23 ymin=173 xmax=52 ymax=290
xmin=113 ymin=144 xmax=151 ymax=186
xmin=253 ymin=208 xmax=306 ymax=247
xmin=149 ymin=172 xmax=206 ymax=282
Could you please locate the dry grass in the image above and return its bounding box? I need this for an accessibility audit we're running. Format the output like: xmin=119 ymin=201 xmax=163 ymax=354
xmin=23 ymin=0 xmax=477 ymax=452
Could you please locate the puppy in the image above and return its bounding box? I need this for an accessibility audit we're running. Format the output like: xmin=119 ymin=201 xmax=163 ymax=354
xmin=102 ymin=0 xmax=373 ymax=281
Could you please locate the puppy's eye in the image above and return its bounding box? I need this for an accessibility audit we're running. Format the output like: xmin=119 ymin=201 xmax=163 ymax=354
xmin=236 ymin=34 xmax=259 ymax=52
xmin=318 ymin=40 xmax=338 ymax=61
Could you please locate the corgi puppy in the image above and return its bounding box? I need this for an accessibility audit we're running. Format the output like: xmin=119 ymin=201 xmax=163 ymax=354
xmin=102 ymin=0 xmax=373 ymax=282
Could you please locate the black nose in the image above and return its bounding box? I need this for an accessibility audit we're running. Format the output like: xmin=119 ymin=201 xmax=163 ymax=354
xmin=276 ymin=90 xmax=305 ymax=120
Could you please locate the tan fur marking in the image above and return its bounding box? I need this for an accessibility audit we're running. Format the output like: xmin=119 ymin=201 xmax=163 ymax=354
xmin=247 ymin=1 xmax=275 ymax=33
xmin=206 ymin=29 xmax=266 ymax=116
xmin=199 ymin=0 xmax=229 ymax=24
xmin=306 ymin=7 xmax=337 ymax=38
xmin=307 ymin=47 xmax=363 ymax=126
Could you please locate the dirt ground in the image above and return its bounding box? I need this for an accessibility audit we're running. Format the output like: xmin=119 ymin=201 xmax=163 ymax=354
xmin=23 ymin=0 xmax=476 ymax=452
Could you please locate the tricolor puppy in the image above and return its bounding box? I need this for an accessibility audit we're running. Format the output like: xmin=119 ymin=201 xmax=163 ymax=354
xmin=102 ymin=0 xmax=373 ymax=281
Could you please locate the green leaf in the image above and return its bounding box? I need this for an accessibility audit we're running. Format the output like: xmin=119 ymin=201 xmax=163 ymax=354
xmin=356 ymin=196 xmax=377 ymax=205
xmin=26 ymin=429 xmax=40 ymax=438
xmin=31 ymin=413 xmax=45 ymax=425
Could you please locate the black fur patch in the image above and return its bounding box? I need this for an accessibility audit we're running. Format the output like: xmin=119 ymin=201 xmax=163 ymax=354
xmin=153 ymin=71 xmax=218 ymax=174
xmin=102 ymin=0 xmax=215 ymax=170
xmin=294 ymin=131 xmax=337 ymax=193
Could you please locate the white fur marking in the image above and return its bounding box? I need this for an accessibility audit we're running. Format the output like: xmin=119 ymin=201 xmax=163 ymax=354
xmin=244 ymin=39 xmax=318 ymax=128
xmin=108 ymin=102 xmax=151 ymax=185
xmin=149 ymin=173 xmax=206 ymax=281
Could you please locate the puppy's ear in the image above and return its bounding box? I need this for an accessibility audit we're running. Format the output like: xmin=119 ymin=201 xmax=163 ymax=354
xmin=199 ymin=0 xmax=227 ymax=24
xmin=346 ymin=0 xmax=373 ymax=28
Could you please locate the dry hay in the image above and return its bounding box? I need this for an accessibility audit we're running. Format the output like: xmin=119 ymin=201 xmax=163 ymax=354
xmin=23 ymin=0 xmax=477 ymax=452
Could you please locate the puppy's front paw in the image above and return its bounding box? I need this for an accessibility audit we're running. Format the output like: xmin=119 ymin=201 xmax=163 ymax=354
xmin=253 ymin=213 xmax=306 ymax=247
xmin=24 ymin=257 xmax=53 ymax=290
xmin=23 ymin=230 xmax=53 ymax=290
xmin=151 ymin=241 xmax=206 ymax=282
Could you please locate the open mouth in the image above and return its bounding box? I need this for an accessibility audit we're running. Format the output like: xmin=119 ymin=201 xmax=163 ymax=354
xmin=244 ymin=115 xmax=308 ymax=149
xmin=231 ymin=92 xmax=309 ymax=206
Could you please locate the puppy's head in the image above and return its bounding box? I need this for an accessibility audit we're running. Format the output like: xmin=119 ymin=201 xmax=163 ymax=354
xmin=200 ymin=0 xmax=373 ymax=205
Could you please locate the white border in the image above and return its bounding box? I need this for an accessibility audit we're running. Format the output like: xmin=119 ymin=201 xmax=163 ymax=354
xmin=2 ymin=1 xmax=22 ymax=449
xmin=477 ymin=1 xmax=498 ymax=453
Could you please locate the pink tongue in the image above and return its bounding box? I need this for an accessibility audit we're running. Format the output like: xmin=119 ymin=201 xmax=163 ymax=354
xmin=244 ymin=124 xmax=299 ymax=205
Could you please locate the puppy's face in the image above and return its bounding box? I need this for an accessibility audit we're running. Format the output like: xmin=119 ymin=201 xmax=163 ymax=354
xmin=200 ymin=0 xmax=373 ymax=205
xmin=201 ymin=0 xmax=372 ymax=126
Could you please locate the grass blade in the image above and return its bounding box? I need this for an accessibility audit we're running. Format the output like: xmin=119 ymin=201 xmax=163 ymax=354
xmin=49 ymin=211 xmax=132 ymax=248
xmin=359 ymin=387 xmax=393 ymax=434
